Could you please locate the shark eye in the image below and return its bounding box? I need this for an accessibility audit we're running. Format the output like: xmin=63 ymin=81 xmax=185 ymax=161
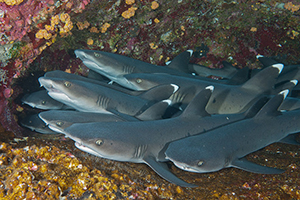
xmin=94 ymin=52 xmax=101 ymax=57
xmin=95 ymin=139 xmax=103 ymax=146
xmin=41 ymin=100 xmax=46 ymax=105
xmin=64 ymin=81 xmax=71 ymax=87
xmin=56 ymin=121 xmax=64 ymax=127
xmin=197 ymin=160 xmax=204 ymax=166
xmin=136 ymin=78 xmax=142 ymax=84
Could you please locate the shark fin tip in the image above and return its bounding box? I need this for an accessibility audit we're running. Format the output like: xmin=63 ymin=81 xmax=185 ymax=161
xmin=205 ymin=85 xmax=214 ymax=91
xmin=187 ymin=49 xmax=193 ymax=57
xmin=279 ymin=89 xmax=289 ymax=99
xmin=291 ymin=80 xmax=298 ymax=86
xmin=162 ymin=99 xmax=172 ymax=105
xmin=272 ymin=63 xmax=284 ymax=74
xmin=171 ymin=84 xmax=179 ymax=93
xmin=165 ymin=61 xmax=171 ymax=65
xmin=256 ymin=54 xmax=264 ymax=59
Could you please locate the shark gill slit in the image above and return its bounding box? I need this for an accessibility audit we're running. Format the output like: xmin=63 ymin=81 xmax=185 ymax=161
xmin=123 ymin=65 xmax=136 ymax=74
xmin=133 ymin=145 xmax=148 ymax=158
xmin=170 ymin=92 xmax=186 ymax=103
xmin=96 ymin=95 xmax=109 ymax=109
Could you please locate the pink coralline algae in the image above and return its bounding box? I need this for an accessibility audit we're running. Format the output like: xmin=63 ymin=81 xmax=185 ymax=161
xmin=0 ymin=0 xmax=90 ymax=135
xmin=0 ymin=0 xmax=90 ymax=45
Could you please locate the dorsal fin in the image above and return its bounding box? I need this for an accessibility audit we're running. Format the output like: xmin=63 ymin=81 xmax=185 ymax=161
xmin=274 ymin=80 xmax=298 ymax=94
xmin=257 ymin=55 xmax=279 ymax=67
xmin=241 ymin=64 xmax=283 ymax=92
xmin=227 ymin=67 xmax=250 ymax=85
xmin=137 ymin=100 xmax=171 ymax=120
xmin=254 ymin=90 xmax=288 ymax=119
xmin=166 ymin=50 xmax=193 ymax=74
xmin=139 ymin=84 xmax=179 ymax=101
xmin=180 ymin=86 xmax=213 ymax=118
xmin=222 ymin=61 xmax=238 ymax=72
xmin=243 ymin=96 xmax=270 ymax=118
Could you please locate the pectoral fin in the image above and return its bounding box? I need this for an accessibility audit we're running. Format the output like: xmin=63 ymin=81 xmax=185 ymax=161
xmin=231 ymin=158 xmax=285 ymax=174
xmin=143 ymin=156 xmax=198 ymax=188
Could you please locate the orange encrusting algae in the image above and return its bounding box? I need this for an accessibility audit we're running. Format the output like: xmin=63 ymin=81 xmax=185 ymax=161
xmin=0 ymin=0 xmax=23 ymax=6
xmin=151 ymin=1 xmax=159 ymax=10
xmin=100 ymin=23 xmax=111 ymax=33
xmin=121 ymin=7 xmax=137 ymax=19
xmin=35 ymin=13 xmax=73 ymax=40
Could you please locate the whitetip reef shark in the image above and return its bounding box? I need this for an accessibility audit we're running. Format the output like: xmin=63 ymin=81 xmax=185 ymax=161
xmin=38 ymin=76 xmax=177 ymax=120
xmin=74 ymin=49 xmax=230 ymax=90
xmin=55 ymin=86 xmax=271 ymax=187
xmin=165 ymin=90 xmax=300 ymax=174
xmin=124 ymin=63 xmax=284 ymax=114
xmin=22 ymin=90 xmax=72 ymax=110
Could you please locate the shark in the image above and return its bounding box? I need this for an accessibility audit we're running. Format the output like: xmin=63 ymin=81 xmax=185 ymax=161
xmin=38 ymin=110 xmax=128 ymax=133
xmin=165 ymin=90 xmax=299 ymax=174
xmin=20 ymin=113 xmax=58 ymax=134
xmin=188 ymin=61 xmax=238 ymax=79
xmin=58 ymin=86 xmax=269 ymax=187
xmin=22 ymin=90 xmax=72 ymax=110
xmin=124 ymin=63 xmax=284 ymax=114
xmin=44 ymin=70 xmax=140 ymax=96
xmin=38 ymin=77 xmax=177 ymax=120
xmin=74 ymin=49 xmax=227 ymax=90
xmin=38 ymin=99 xmax=171 ymax=133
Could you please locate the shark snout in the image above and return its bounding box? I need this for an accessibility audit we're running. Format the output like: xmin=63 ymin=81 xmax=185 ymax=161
xmin=74 ymin=49 xmax=87 ymax=60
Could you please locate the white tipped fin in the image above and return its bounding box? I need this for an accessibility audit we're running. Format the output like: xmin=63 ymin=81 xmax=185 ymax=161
xmin=256 ymin=55 xmax=264 ymax=59
xmin=272 ymin=63 xmax=284 ymax=74
xmin=290 ymin=80 xmax=298 ymax=86
xmin=205 ymin=85 xmax=214 ymax=91
xmin=165 ymin=61 xmax=171 ymax=65
xmin=279 ymin=89 xmax=289 ymax=99
xmin=187 ymin=50 xmax=193 ymax=57
xmin=162 ymin=99 xmax=172 ymax=105
xmin=171 ymin=84 xmax=179 ymax=93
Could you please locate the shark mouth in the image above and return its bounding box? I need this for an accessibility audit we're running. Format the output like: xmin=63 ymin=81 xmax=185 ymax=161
xmin=166 ymin=156 xmax=199 ymax=173
xmin=74 ymin=142 xmax=103 ymax=157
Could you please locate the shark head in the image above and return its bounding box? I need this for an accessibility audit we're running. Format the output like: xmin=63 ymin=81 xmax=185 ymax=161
xmin=63 ymin=123 xmax=141 ymax=162
xmin=22 ymin=90 xmax=65 ymax=110
xmin=38 ymin=77 xmax=75 ymax=105
xmin=123 ymin=73 xmax=164 ymax=91
xmin=165 ymin=139 xmax=225 ymax=173
xmin=74 ymin=49 xmax=125 ymax=78
xmin=39 ymin=111 xmax=75 ymax=132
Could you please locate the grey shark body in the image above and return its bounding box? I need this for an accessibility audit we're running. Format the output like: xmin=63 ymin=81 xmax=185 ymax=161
xmin=44 ymin=70 xmax=140 ymax=95
xmin=22 ymin=90 xmax=71 ymax=110
xmin=38 ymin=110 xmax=128 ymax=133
xmin=189 ymin=61 xmax=238 ymax=79
xmin=74 ymin=49 xmax=225 ymax=90
xmin=165 ymin=90 xmax=298 ymax=174
xmin=20 ymin=114 xmax=58 ymax=134
xmin=59 ymin=87 xmax=268 ymax=187
xmin=38 ymin=77 xmax=176 ymax=119
xmin=124 ymin=64 xmax=284 ymax=114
